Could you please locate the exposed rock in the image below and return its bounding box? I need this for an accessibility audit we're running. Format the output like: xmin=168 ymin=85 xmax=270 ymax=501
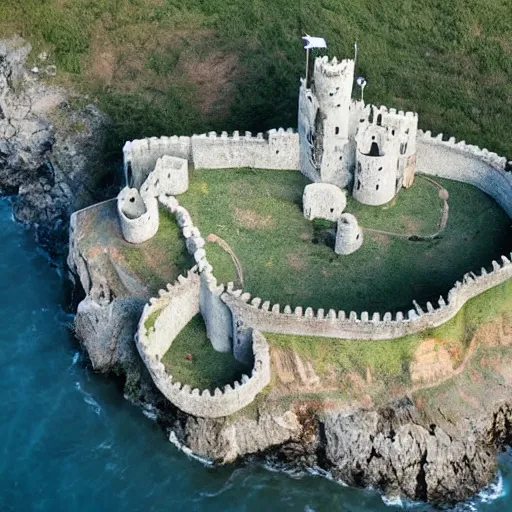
xmin=322 ymin=398 xmax=497 ymax=504
xmin=0 ymin=37 xmax=111 ymax=255
xmin=181 ymin=409 xmax=303 ymax=463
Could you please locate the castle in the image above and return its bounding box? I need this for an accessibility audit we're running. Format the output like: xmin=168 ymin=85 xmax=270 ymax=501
xmin=83 ymin=51 xmax=512 ymax=419
xmin=298 ymin=56 xmax=418 ymax=206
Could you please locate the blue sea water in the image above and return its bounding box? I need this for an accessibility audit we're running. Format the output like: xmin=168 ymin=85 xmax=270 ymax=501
xmin=0 ymin=196 xmax=510 ymax=512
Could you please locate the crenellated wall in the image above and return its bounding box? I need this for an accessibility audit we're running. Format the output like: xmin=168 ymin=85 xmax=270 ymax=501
xmin=416 ymin=130 xmax=512 ymax=217
xmin=123 ymin=136 xmax=191 ymax=190
xmin=141 ymin=269 xmax=201 ymax=360
xmin=221 ymin=256 xmax=512 ymax=343
xmin=191 ymin=129 xmax=299 ymax=170
xmin=158 ymin=194 xmax=234 ymax=354
xmin=136 ymin=291 xmax=270 ymax=418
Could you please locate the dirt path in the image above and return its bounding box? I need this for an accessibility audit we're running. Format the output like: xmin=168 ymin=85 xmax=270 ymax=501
xmin=206 ymin=233 xmax=244 ymax=287
xmin=362 ymin=176 xmax=450 ymax=240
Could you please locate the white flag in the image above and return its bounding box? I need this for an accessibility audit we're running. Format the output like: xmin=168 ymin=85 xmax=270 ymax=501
xmin=302 ymin=35 xmax=327 ymax=50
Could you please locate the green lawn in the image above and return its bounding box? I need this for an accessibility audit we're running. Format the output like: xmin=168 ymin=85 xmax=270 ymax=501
xmin=179 ymin=168 xmax=512 ymax=313
xmin=347 ymin=175 xmax=444 ymax=236
xmin=161 ymin=314 xmax=252 ymax=391
xmin=1 ymin=0 xmax=510 ymax=171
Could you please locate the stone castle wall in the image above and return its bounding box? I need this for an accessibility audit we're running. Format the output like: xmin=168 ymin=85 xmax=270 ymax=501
xmin=133 ymin=195 xmax=271 ymax=418
xmin=136 ymin=281 xmax=270 ymax=418
xmin=158 ymin=194 xmax=234 ymax=354
xmin=123 ymin=129 xmax=300 ymax=192
xmin=221 ymin=256 xmax=512 ymax=343
xmin=123 ymin=137 xmax=191 ymax=189
xmin=191 ymin=129 xmax=299 ymax=170
xmin=140 ymin=269 xmax=201 ymax=360
xmin=416 ymin=130 xmax=512 ymax=216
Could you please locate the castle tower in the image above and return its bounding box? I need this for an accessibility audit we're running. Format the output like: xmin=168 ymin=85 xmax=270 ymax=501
xmin=335 ymin=213 xmax=363 ymax=255
xmin=352 ymin=121 xmax=398 ymax=205
xmin=298 ymin=56 xmax=355 ymax=188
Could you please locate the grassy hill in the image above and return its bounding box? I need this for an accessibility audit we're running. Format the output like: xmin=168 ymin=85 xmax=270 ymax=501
xmin=1 ymin=0 xmax=511 ymax=169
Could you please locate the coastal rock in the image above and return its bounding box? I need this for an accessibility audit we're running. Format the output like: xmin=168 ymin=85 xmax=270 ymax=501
xmin=181 ymin=409 xmax=303 ymax=464
xmin=0 ymin=37 xmax=111 ymax=255
xmin=322 ymin=398 xmax=496 ymax=504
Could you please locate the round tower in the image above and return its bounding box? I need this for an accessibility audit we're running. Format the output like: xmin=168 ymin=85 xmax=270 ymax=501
xmin=352 ymin=119 xmax=399 ymax=206
xmin=335 ymin=213 xmax=363 ymax=255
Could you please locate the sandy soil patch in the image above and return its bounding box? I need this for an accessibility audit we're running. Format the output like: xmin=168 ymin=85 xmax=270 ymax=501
xmin=369 ymin=232 xmax=391 ymax=247
xmin=272 ymin=348 xmax=321 ymax=392
xmin=234 ymin=207 xmax=273 ymax=229
xmin=410 ymin=339 xmax=454 ymax=385
xmin=474 ymin=313 xmax=512 ymax=347
xmin=286 ymin=252 xmax=306 ymax=271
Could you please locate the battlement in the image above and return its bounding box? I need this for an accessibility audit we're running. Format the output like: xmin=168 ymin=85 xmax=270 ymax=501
xmin=123 ymin=136 xmax=191 ymax=189
xmin=136 ymin=324 xmax=270 ymax=418
xmin=417 ymin=130 xmax=507 ymax=170
xmin=313 ymin=55 xmax=354 ymax=78
xmin=220 ymin=255 xmax=512 ymax=342
xmin=373 ymin=105 xmax=418 ymax=120
xmin=416 ymin=129 xmax=512 ymax=217
xmin=191 ymin=128 xmax=299 ymax=170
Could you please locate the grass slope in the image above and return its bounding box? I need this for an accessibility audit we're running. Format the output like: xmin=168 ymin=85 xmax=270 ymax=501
xmin=267 ymin=279 xmax=512 ymax=396
xmin=1 ymin=0 xmax=510 ymax=169
xmin=179 ymin=168 xmax=512 ymax=312
xmin=161 ymin=314 xmax=251 ymax=391
xmin=122 ymin=207 xmax=193 ymax=292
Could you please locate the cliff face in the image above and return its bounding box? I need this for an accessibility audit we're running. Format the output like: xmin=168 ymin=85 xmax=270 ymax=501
xmin=0 ymin=37 xmax=111 ymax=255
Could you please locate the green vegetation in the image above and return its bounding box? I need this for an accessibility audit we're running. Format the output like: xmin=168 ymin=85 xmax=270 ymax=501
xmin=346 ymin=175 xmax=444 ymax=236
xmin=267 ymin=279 xmax=512 ymax=391
xmin=203 ymin=241 xmax=239 ymax=286
xmin=1 ymin=0 xmax=510 ymax=170
xmin=180 ymin=168 xmax=512 ymax=312
xmin=269 ymin=331 xmax=419 ymax=385
xmin=144 ymin=308 xmax=161 ymax=335
xmin=161 ymin=315 xmax=251 ymax=391
xmin=122 ymin=207 xmax=193 ymax=292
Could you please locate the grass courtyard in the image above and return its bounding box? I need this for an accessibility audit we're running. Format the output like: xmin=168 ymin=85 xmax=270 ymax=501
xmin=161 ymin=314 xmax=252 ymax=391
xmin=179 ymin=168 xmax=512 ymax=313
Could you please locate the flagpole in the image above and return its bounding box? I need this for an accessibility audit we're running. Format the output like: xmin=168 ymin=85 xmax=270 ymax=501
xmin=354 ymin=41 xmax=358 ymax=68
xmin=305 ymin=47 xmax=310 ymax=87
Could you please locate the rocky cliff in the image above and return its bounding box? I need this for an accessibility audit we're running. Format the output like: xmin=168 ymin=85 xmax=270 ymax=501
xmin=0 ymin=37 xmax=111 ymax=256
xmin=68 ymin=196 xmax=512 ymax=506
